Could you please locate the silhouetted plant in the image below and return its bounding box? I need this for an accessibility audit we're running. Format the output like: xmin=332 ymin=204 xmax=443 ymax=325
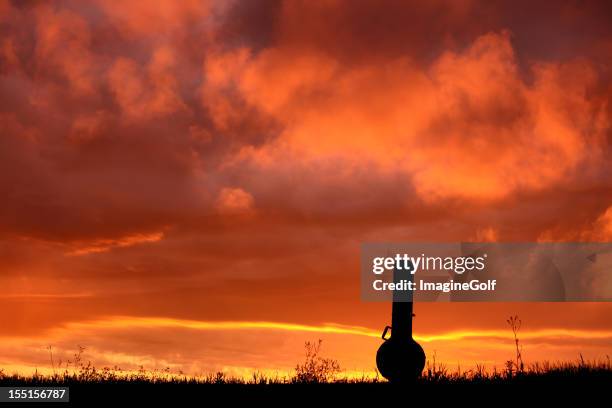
xmin=293 ymin=340 xmax=340 ymax=383
xmin=425 ymin=351 xmax=448 ymax=382
xmin=505 ymin=360 xmax=514 ymax=378
xmin=507 ymin=315 xmax=524 ymax=374
xmin=47 ymin=345 xmax=55 ymax=375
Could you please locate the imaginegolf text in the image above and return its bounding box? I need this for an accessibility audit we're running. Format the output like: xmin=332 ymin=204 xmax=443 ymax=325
xmin=372 ymin=279 xmax=497 ymax=293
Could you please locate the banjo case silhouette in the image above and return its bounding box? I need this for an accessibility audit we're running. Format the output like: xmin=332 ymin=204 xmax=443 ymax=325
xmin=376 ymin=263 xmax=426 ymax=382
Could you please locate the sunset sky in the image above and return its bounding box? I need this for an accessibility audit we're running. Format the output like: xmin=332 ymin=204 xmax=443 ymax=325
xmin=1 ymin=0 xmax=611 ymax=378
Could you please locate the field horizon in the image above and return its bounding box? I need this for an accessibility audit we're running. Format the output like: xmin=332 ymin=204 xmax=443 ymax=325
xmin=2 ymin=358 xmax=609 ymax=403
xmin=2 ymin=336 xmax=610 ymax=385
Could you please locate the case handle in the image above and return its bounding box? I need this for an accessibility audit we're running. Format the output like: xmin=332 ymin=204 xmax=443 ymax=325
xmin=381 ymin=325 xmax=392 ymax=340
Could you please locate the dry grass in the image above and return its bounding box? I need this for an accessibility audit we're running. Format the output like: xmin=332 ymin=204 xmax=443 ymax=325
xmin=1 ymin=356 xmax=610 ymax=386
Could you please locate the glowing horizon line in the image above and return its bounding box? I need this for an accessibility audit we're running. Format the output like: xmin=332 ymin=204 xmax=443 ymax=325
xmin=59 ymin=316 xmax=612 ymax=343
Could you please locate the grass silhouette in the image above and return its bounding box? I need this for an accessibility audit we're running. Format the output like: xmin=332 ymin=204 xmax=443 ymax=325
xmin=1 ymin=345 xmax=610 ymax=404
xmin=1 ymin=352 xmax=610 ymax=385
xmin=1 ymin=316 xmax=610 ymax=403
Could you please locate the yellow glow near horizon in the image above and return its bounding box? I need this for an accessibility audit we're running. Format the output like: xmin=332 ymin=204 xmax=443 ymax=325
xmin=50 ymin=316 xmax=612 ymax=343
xmin=2 ymin=315 xmax=610 ymax=380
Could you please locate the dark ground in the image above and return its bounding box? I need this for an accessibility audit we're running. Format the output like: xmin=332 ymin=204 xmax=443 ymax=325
xmin=1 ymin=373 xmax=609 ymax=406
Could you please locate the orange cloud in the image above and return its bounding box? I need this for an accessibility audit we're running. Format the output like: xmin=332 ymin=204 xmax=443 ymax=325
xmin=68 ymin=232 xmax=164 ymax=256
xmin=96 ymin=0 xmax=213 ymax=37
xmin=216 ymin=187 xmax=255 ymax=215
xmin=218 ymin=32 xmax=607 ymax=201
